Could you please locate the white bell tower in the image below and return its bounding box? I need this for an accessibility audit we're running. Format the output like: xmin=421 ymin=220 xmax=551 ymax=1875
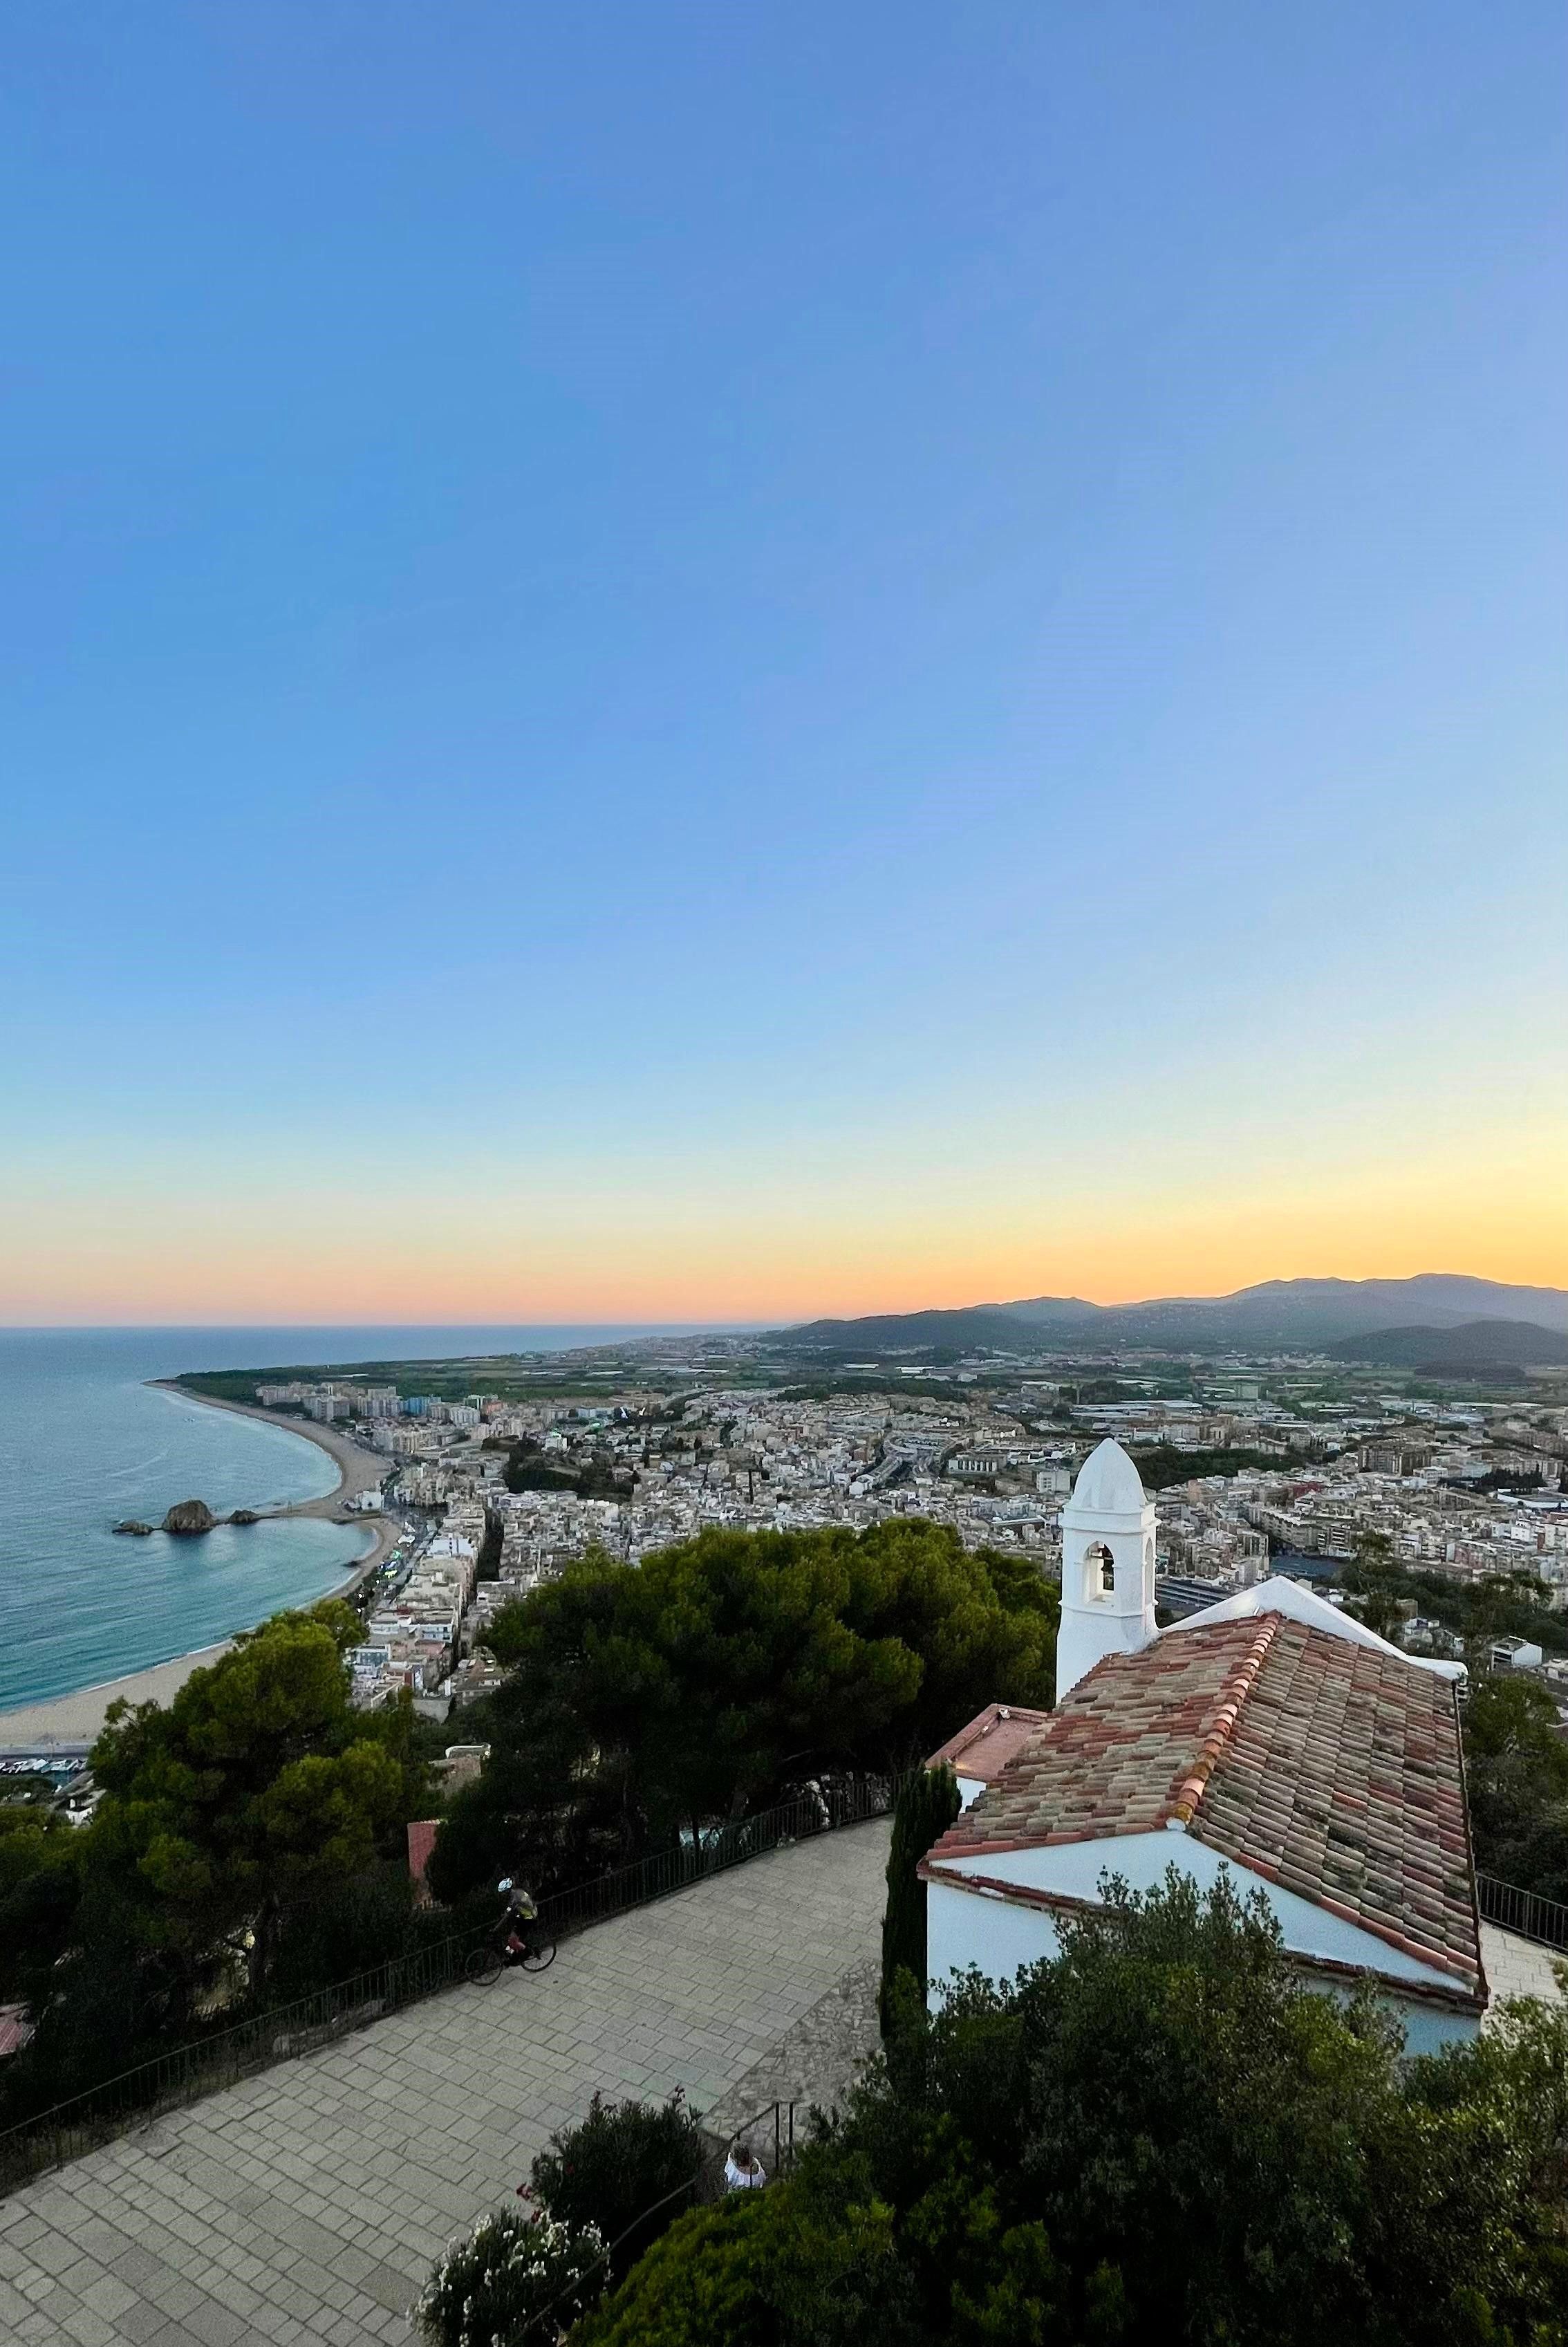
xmin=1056 ymin=1438 xmax=1158 ymax=1701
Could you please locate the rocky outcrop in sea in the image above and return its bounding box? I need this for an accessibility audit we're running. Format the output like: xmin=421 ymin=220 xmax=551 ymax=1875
xmin=162 ymin=1499 xmax=218 ymax=1536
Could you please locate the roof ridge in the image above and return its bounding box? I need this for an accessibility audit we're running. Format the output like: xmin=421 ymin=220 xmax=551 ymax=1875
xmin=1164 ymin=1613 xmax=1282 ymax=1828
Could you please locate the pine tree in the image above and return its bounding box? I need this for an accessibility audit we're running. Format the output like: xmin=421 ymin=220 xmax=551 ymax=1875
xmin=879 ymin=1761 xmax=961 ymax=2036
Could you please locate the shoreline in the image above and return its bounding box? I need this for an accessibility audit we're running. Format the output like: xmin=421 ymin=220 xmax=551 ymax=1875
xmin=0 ymin=1389 xmax=401 ymax=1744
xmin=148 ymin=1381 xmax=377 ymax=1509
xmin=0 ymin=1642 xmax=243 ymax=1745
xmin=151 ymin=1382 xmax=401 ymax=1574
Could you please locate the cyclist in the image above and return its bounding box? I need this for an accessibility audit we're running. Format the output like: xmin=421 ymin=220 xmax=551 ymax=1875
xmin=496 ymin=1877 xmax=539 ymax=1961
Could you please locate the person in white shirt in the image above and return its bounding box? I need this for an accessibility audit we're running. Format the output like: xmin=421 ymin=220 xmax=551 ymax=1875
xmin=724 ymin=2138 xmax=766 ymax=2190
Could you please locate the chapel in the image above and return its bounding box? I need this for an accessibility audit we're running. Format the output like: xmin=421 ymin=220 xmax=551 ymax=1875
xmin=920 ymin=1439 xmax=1486 ymax=2052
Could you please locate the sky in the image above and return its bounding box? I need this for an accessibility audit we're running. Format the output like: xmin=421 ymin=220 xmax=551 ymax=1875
xmin=1 ymin=3 xmax=1564 ymax=1326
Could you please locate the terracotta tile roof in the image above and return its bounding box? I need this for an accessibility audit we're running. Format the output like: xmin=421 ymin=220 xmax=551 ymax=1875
xmin=924 ymin=1616 xmax=1482 ymax=1996
xmin=0 ymin=2003 xmax=34 ymax=2060
xmin=928 ymin=1701 xmax=1053 ymax=1785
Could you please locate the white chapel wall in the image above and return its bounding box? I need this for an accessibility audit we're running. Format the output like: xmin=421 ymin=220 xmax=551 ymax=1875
xmin=926 ymin=1833 xmax=1477 ymax=2010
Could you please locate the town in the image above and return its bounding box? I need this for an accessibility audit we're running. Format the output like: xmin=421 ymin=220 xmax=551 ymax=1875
xmin=237 ymin=1343 xmax=1568 ymax=1722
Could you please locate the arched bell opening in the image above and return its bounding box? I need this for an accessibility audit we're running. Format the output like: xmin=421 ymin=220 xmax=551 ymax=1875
xmin=1083 ymin=1541 xmax=1116 ymax=1604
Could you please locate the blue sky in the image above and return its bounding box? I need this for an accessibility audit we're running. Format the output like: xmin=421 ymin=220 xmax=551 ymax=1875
xmin=2 ymin=4 xmax=1564 ymax=1321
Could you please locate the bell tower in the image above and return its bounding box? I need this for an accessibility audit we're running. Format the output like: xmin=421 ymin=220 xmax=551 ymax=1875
xmin=1056 ymin=1438 xmax=1158 ymax=1701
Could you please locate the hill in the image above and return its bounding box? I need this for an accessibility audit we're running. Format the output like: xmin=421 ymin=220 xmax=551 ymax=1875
xmin=774 ymin=1273 xmax=1568 ymax=1357
xmin=1328 ymin=1319 xmax=1568 ymax=1371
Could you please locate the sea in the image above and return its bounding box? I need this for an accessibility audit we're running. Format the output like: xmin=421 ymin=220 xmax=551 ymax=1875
xmin=0 ymin=1325 xmax=696 ymax=1714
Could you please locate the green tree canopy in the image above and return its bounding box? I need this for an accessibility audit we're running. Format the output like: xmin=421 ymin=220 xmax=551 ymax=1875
xmin=1464 ymin=1673 xmax=1568 ymax=1907
xmin=0 ymin=1804 xmax=82 ymax=2005
xmin=430 ymin=1522 xmax=1056 ymax=1904
xmin=86 ymin=1602 xmax=420 ymax=1980
xmin=879 ymin=1761 xmax=962 ymax=2035
xmin=575 ymin=1871 xmax=1568 ymax=2347
xmin=0 ymin=1602 xmax=442 ymax=2126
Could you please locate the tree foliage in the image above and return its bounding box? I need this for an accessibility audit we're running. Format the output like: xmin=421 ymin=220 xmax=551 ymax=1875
xmin=0 ymin=1602 xmax=437 ymax=2119
xmin=1464 ymin=1673 xmax=1568 ymax=1907
xmin=1133 ymin=1444 xmax=1303 ymax=1490
xmin=0 ymin=1804 xmax=81 ymax=2004
xmin=85 ymin=1602 xmax=416 ymax=1980
xmin=879 ymin=1762 xmax=961 ymax=2036
xmin=1343 ymin=1537 xmax=1568 ymax=1660
xmin=429 ymin=1522 xmax=1056 ymax=1904
xmin=572 ymin=1871 xmax=1568 ymax=2347
xmin=528 ymin=2090 xmax=707 ymax=2281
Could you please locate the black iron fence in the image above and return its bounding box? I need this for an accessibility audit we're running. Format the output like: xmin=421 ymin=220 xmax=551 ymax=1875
xmin=536 ymin=1774 xmax=900 ymax=1942
xmin=513 ymin=2100 xmax=803 ymax=2342
xmin=0 ymin=1777 xmax=897 ymax=2197
xmin=1477 ymin=1873 xmax=1568 ymax=1954
xmin=715 ymin=2095 xmax=801 ymax=2183
xmin=0 ymin=1919 xmax=492 ymax=2196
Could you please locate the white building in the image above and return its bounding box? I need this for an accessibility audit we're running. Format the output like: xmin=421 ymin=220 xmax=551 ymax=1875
xmin=1055 ymin=1438 xmax=1159 ymax=1701
xmin=920 ymin=1440 xmax=1487 ymax=2054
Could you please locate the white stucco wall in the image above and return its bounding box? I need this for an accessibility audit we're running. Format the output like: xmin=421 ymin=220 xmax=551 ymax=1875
xmin=925 ymin=1834 xmax=1481 ymax=2045
xmin=927 ymin=1875 xmax=1061 ymax=1996
xmin=928 ymin=1830 xmax=1466 ymax=1997
xmin=1387 ymin=1996 xmax=1477 ymax=2055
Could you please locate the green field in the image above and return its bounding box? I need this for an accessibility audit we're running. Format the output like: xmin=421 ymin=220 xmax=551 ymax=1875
xmin=173 ymin=1356 xmax=673 ymax=1405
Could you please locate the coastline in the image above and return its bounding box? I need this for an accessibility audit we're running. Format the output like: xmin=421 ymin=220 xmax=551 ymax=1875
xmin=151 ymin=1380 xmax=402 ymax=1582
xmin=0 ymin=1389 xmax=400 ymax=1743
xmin=148 ymin=1381 xmax=383 ymax=1510
xmin=0 ymin=1644 xmax=241 ymax=1745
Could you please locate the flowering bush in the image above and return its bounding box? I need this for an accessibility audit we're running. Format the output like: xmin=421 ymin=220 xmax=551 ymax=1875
xmin=411 ymin=2206 xmax=606 ymax=2347
xmin=528 ymin=2089 xmax=707 ymax=2281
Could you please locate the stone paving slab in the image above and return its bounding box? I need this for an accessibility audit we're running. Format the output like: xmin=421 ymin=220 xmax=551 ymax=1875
xmin=1482 ymin=1924 xmax=1568 ymax=2010
xmin=0 ymin=1821 xmax=890 ymax=2346
xmin=708 ymin=1957 xmax=881 ymax=2150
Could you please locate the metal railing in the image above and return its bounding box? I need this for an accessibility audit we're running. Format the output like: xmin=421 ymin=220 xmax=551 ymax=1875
xmin=514 ymin=2099 xmax=803 ymax=2341
xmin=0 ymin=1919 xmax=492 ymax=2196
xmin=1477 ymin=1873 xmax=1568 ymax=1954
xmin=537 ymin=1774 xmax=899 ymax=1941
xmin=0 ymin=1777 xmax=896 ymax=2196
xmin=716 ymin=2095 xmax=801 ymax=2183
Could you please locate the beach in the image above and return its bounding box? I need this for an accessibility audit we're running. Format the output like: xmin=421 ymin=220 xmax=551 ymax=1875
xmin=0 ymin=1644 xmax=241 ymax=1743
xmin=152 ymin=1383 xmax=391 ymax=1512
xmin=0 ymin=1387 xmax=399 ymax=1742
xmin=151 ymin=1382 xmax=402 ymax=1575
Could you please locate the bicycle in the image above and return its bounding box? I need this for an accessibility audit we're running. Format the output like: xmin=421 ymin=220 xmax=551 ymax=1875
xmin=465 ymin=1927 xmax=557 ymax=1984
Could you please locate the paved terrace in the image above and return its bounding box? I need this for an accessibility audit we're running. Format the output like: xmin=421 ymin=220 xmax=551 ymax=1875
xmin=1 ymin=1826 xmax=1559 ymax=2347
xmin=0 ymin=1821 xmax=891 ymax=2347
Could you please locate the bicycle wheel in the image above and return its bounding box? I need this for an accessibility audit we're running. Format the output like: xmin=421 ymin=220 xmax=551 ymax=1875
xmin=465 ymin=1944 xmax=503 ymax=1985
xmin=521 ymin=1935 xmax=556 ymax=1974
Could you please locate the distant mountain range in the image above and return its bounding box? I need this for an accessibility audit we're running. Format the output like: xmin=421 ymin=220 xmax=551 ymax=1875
xmin=772 ymin=1274 xmax=1568 ymax=1357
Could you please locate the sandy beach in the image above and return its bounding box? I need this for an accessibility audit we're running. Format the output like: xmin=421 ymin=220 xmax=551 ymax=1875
xmin=0 ymin=1644 xmax=241 ymax=1744
xmin=149 ymin=1382 xmax=389 ymax=1511
xmin=0 ymin=1388 xmax=400 ymax=1744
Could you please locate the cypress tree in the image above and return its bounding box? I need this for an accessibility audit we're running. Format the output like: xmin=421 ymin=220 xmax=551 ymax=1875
xmin=879 ymin=1761 xmax=961 ymax=2036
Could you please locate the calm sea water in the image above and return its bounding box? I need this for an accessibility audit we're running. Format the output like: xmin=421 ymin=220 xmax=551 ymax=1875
xmin=0 ymin=1325 xmax=694 ymax=1711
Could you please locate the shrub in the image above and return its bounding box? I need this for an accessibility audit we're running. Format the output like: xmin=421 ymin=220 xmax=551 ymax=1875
xmin=530 ymin=2090 xmax=707 ymax=2280
xmin=879 ymin=1761 xmax=960 ymax=2035
xmin=570 ymin=2187 xmax=915 ymax=2347
xmin=568 ymin=2196 xmax=774 ymax=2347
xmin=570 ymin=1873 xmax=1568 ymax=2347
xmin=413 ymin=2207 xmax=606 ymax=2347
